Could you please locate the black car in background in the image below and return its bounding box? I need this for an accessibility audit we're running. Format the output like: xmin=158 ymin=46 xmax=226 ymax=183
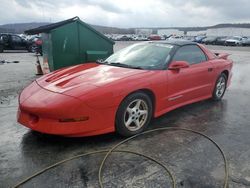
xmin=202 ymin=36 xmax=218 ymax=45
xmin=0 ymin=33 xmax=32 ymax=52
xmin=214 ymin=36 xmax=229 ymax=45
xmin=118 ymin=35 xmax=132 ymax=41
xmin=242 ymin=38 xmax=250 ymax=46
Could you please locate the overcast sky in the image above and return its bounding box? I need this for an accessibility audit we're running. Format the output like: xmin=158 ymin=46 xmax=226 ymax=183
xmin=0 ymin=0 xmax=250 ymax=27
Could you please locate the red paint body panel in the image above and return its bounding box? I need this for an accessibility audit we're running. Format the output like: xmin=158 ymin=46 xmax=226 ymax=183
xmin=18 ymin=81 xmax=116 ymax=136
xmin=17 ymin=44 xmax=233 ymax=137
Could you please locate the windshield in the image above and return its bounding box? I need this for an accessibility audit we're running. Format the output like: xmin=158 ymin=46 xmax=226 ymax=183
xmin=104 ymin=43 xmax=174 ymax=70
xmin=206 ymin=37 xmax=216 ymax=40
xmin=232 ymin=37 xmax=242 ymax=40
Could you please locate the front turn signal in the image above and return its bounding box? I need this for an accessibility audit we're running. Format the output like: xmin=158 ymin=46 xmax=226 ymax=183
xmin=59 ymin=116 xmax=89 ymax=122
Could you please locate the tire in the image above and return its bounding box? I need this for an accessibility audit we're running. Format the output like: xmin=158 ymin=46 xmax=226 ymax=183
xmin=115 ymin=92 xmax=153 ymax=137
xmin=27 ymin=45 xmax=32 ymax=52
xmin=212 ymin=73 xmax=227 ymax=101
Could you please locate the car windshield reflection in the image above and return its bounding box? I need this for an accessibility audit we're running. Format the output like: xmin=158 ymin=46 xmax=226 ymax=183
xmin=104 ymin=43 xmax=174 ymax=70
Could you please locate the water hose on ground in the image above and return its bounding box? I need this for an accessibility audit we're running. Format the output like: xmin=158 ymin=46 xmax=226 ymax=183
xmin=13 ymin=127 xmax=229 ymax=188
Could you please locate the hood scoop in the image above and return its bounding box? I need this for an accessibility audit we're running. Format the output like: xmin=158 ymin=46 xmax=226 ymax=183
xmin=36 ymin=63 xmax=146 ymax=93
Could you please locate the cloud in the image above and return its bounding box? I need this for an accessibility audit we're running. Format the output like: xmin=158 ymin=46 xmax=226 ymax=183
xmin=0 ymin=0 xmax=250 ymax=27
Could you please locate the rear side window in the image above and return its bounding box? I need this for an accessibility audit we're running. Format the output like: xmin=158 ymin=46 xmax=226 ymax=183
xmin=11 ymin=35 xmax=22 ymax=42
xmin=172 ymin=45 xmax=207 ymax=65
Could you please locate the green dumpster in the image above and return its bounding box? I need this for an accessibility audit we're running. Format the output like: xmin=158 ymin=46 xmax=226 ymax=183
xmin=25 ymin=17 xmax=114 ymax=73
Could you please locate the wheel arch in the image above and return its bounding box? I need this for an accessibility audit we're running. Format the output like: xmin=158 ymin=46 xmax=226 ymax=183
xmin=119 ymin=88 xmax=156 ymax=116
xmin=138 ymin=89 xmax=156 ymax=114
xmin=221 ymin=70 xmax=229 ymax=79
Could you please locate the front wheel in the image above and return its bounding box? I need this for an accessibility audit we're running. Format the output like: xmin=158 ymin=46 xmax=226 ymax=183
xmin=27 ymin=45 xmax=33 ymax=52
xmin=115 ymin=92 xmax=153 ymax=137
xmin=212 ymin=73 xmax=227 ymax=101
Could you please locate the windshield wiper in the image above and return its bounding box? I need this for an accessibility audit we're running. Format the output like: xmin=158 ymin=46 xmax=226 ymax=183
xmin=96 ymin=59 xmax=108 ymax=64
xmin=109 ymin=62 xmax=143 ymax=69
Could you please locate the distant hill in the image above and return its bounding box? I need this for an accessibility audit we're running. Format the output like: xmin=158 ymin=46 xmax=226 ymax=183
xmin=1 ymin=22 xmax=250 ymax=34
xmin=0 ymin=22 xmax=50 ymax=33
xmin=91 ymin=24 xmax=134 ymax=34
xmin=150 ymin=23 xmax=250 ymax=31
xmin=0 ymin=22 xmax=133 ymax=34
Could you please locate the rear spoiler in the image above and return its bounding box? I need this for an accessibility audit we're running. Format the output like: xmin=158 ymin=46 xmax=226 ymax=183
xmin=214 ymin=52 xmax=230 ymax=60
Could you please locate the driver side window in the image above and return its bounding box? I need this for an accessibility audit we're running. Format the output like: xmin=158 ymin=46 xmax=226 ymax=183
xmin=11 ymin=35 xmax=22 ymax=42
xmin=172 ymin=45 xmax=207 ymax=65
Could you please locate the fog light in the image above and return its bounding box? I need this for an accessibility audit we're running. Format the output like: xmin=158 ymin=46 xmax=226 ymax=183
xmin=59 ymin=117 xmax=89 ymax=122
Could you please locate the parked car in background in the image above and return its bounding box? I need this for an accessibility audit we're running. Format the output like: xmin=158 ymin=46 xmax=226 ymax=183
xmin=148 ymin=34 xmax=161 ymax=40
xmin=182 ymin=36 xmax=195 ymax=41
xmin=117 ymin=35 xmax=132 ymax=41
xmin=194 ymin=36 xmax=206 ymax=43
xmin=202 ymin=36 xmax=218 ymax=45
xmin=225 ymin=36 xmax=243 ymax=46
xmin=242 ymin=37 xmax=250 ymax=46
xmin=134 ymin=35 xmax=148 ymax=41
xmin=214 ymin=36 xmax=228 ymax=45
xmin=242 ymin=36 xmax=248 ymax=41
xmin=168 ymin=35 xmax=183 ymax=40
xmin=0 ymin=33 xmax=33 ymax=52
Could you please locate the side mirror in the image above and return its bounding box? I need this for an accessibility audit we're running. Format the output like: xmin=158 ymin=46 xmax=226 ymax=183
xmin=168 ymin=61 xmax=189 ymax=70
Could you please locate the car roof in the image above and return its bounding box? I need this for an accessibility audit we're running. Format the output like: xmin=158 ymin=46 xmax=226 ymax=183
xmin=0 ymin=33 xmax=18 ymax=36
xmin=148 ymin=40 xmax=197 ymax=46
xmin=0 ymin=33 xmax=11 ymax=35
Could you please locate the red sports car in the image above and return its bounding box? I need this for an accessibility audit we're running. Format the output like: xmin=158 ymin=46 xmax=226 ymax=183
xmin=18 ymin=41 xmax=233 ymax=137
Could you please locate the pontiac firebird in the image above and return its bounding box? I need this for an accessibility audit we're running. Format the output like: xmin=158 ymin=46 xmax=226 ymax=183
xmin=17 ymin=41 xmax=233 ymax=137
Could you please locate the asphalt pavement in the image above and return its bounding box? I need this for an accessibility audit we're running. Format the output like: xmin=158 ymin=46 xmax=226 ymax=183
xmin=0 ymin=42 xmax=250 ymax=188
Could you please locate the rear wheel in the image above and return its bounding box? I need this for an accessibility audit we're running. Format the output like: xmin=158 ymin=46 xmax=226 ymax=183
xmin=115 ymin=92 xmax=153 ymax=137
xmin=212 ymin=73 xmax=227 ymax=101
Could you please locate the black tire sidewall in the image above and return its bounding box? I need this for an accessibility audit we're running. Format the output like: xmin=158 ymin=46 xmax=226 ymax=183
xmin=212 ymin=73 xmax=227 ymax=101
xmin=115 ymin=92 xmax=153 ymax=137
xmin=27 ymin=45 xmax=32 ymax=52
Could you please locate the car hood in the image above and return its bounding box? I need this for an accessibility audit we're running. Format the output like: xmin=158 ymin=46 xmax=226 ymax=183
xmin=36 ymin=63 xmax=148 ymax=94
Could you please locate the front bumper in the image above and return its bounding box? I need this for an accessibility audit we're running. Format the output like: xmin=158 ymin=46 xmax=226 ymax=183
xmin=17 ymin=81 xmax=115 ymax=137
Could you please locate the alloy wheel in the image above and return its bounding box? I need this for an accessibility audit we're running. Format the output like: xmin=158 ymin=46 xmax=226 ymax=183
xmin=216 ymin=76 xmax=226 ymax=98
xmin=123 ymin=99 xmax=148 ymax=131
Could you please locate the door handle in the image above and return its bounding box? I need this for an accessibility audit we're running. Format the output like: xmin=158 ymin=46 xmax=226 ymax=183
xmin=208 ymin=68 xmax=213 ymax=72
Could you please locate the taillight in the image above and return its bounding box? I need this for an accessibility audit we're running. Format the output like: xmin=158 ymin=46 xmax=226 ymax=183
xmin=35 ymin=40 xmax=42 ymax=45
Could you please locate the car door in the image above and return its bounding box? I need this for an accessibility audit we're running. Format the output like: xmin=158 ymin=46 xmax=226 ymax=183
xmin=10 ymin=35 xmax=26 ymax=50
xmin=167 ymin=44 xmax=215 ymax=108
